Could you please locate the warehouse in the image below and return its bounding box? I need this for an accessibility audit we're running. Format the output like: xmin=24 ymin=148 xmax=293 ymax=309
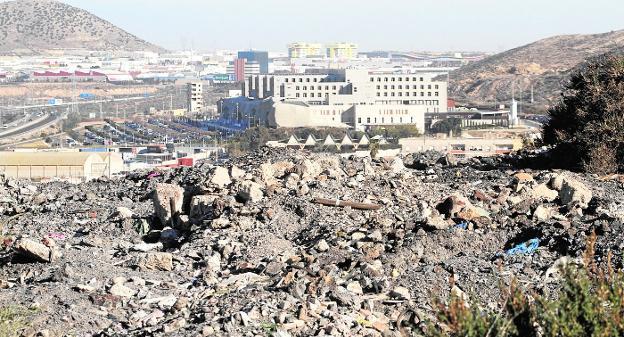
xmin=0 ymin=152 xmax=116 ymax=181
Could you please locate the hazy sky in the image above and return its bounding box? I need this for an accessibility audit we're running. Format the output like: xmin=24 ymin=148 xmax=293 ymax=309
xmin=50 ymin=0 xmax=624 ymax=52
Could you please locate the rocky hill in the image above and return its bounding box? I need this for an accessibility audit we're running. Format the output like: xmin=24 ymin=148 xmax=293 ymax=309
xmin=0 ymin=0 xmax=164 ymax=55
xmin=1 ymin=148 xmax=624 ymax=335
xmin=450 ymin=30 xmax=624 ymax=110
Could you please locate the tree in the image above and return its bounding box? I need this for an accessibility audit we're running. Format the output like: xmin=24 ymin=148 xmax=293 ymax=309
xmin=543 ymin=53 xmax=624 ymax=174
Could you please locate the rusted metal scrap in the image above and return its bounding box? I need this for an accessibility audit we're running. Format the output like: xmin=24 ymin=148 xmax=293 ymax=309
xmin=312 ymin=198 xmax=381 ymax=210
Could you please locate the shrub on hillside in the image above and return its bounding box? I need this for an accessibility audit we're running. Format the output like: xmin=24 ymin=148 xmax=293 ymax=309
xmin=542 ymin=53 xmax=624 ymax=174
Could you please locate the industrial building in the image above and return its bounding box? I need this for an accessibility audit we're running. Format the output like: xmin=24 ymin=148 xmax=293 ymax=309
xmin=219 ymin=69 xmax=447 ymax=131
xmin=0 ymin=152 xmax=124 ymax=181
xmin=187 ymin=82 xmax=204 ymax=113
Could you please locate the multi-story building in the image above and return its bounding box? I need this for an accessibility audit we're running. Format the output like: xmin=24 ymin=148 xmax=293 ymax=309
xmin=220 ymin=69 xmax=447 ymax=131
xmin=237 ymin=50 xmax=269 ymax=74
xmin=326 ymin=43 xmax=359 ymax=59
xmin=288 ymin=42 xmax=324 ymax=59
xmin=187 ymin=82 xmax=204 ymax=113
xmin=226 ymin=59 xmax=261 ymax=81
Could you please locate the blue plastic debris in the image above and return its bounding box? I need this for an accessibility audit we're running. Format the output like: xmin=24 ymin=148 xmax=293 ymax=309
xmin=505 ymin=238 xmax=540 ymax=256
xmin=455 ymin=222 xmax=469 ymax=230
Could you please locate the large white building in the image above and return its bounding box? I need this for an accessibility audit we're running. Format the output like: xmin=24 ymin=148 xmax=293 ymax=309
xmin=219 ymin=69 xmax=447 ymax=132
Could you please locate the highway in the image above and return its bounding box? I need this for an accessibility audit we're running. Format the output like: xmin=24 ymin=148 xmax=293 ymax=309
xmin=0 ymin=113 xmax=59 ymax=139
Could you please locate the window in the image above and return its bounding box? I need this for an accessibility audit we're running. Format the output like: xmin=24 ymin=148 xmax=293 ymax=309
xmin=296 ymin=93 xmax=300 ymax=97
xmin=391 ymin=92 xmax=395 ymax=96
xmin=318 ymin=93 xmax=322 ymax=97
xmin=413 ymin=92 xmax=417 ymax=96
xmin=420 ymin=77 xmax=424 ymax=81
xmin=435 ymin=84 xmax=439 ymax=89
xmin=303 ymin=86 xmax=307 ymax=90
xmin=376 ymin=85 xmax=380 ymax=89
xmin=306 ymin=78 xmax=310 ymax=82
xmin=398 ymin=85 xmax=402 ymax=89
xmin=435 ymin=92 xmax=439 ymax=97
xmin=384 ymin=92 xmax=388 ymax=96
xmin=398 ymin=77 xmax=403 ymax=81
xmin=384 ymin=77 xmax=388 ymax=82
xmin=303 ymin=93 xmax=307 ymax=97
xmin=285 ymin=79 xmax=288 ymax=83
xmin=332 ymin=86 xmax=337 ymax=90
xmin=370 ymin=77 xmax=374 ymax=82
xmin=428 ymin=85 xmax=432 ymax=89
xmin=400 ymin=117 xmax=403 ymax=123
xmin=377 ymin=92 xmax=380 ymax=96
xmin=382 ymin=117 xmax=385 ymax=123
xmin=384 ymin=85 xmax=388 ymax=89
xmin=296 ymin=86 xmax=300 ymax=90
xmin=412 ymin=77 xmax=417 ymax=81
xmin=420 ymin=85 xmax=424 ymax=89
xmin=398 ymin=92 xmax=403 ymax=96
xmin=299 ymin=78 xmax=303 ymax=82
xmin=391 ymin=77 xmax=396 ymax=82
xmin=428 ymin=92 xmax=432 ymax=96
xmin=313 ymin=78 xmax=318 ymax=82
xmin=367 ymin=117 xmax=371 ymax=123
xmin=325 ymin=86 xmax=329 ymax=90
xmin=406 ymin=92 xmax=410 ymax=96
xmin=358 ymin=117 xmax=362 ymax=123
xmin=318 ymin=86 xmax=321 ymax=90
xmin=391 ymin=85 xmax=395 ymax=89
xmin=405 ymin=77 xmax=410 ymax=81
xmin=420 ymin=92 xmax=424 ymax=97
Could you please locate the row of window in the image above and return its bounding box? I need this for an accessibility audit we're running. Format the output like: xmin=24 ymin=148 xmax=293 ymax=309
xmin=377 ymin=92 xmax=439 ymax=97
xmin=284 ymin=77 xmax=325 ymax=83
xmin=295 ymin=85 xmax=344 ymax=91
xmin=370 ymin=76 xmax=428 ymax=82
xmin=377 ymin=84 xmax=439 ymax=90
xmin=358 ymin=116 xmax=415 ymax=124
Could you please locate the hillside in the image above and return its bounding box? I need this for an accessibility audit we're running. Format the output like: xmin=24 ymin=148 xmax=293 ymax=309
xmin=449 ymin=30 xmax=624 ymax=110
xmin=0 ymin=0 xmax=165 ymax=55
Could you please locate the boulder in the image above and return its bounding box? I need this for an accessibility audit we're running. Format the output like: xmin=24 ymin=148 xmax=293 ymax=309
xmin=238 ymin=181 xmax=264 ymax=203
xmin=189 ymin=195 xmax=218 ymax=220
xmin=559 ymin=178 xmax=592 ymax=208
xmin=210 ymin=167 xmax=232 ymax=188
xmin=14 ymin=238 xmax=52 ymax=263
xmin=530 ymin=184 xmax=558 ymax=202
xmin=153 ymin=183 xmax=184 ymax=226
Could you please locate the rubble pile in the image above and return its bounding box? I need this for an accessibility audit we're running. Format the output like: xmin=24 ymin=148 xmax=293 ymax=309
xmin=1 ymin=148 xmax=624 ymax=336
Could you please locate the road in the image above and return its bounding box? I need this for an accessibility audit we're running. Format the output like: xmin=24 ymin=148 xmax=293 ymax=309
xmin=0 ymin=113 xmax=59 ymax=139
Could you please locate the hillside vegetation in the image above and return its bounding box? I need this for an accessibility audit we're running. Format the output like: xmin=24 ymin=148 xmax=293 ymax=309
xmin=0 ymin=0 xmax=164 ymax=55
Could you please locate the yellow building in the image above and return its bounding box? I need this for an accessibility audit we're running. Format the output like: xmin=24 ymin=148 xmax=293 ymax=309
xmin=0 ymin=152 xmax=123 ymax=181
xmin=288 ymin=42 xmax=324 ymax=59
xmin=326 ymin=43 xmax=359 ymax=59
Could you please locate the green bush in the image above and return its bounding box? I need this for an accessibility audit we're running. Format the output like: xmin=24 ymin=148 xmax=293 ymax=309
xmin=0 ymin=306 xmax=36 ymax=337
xmin=543 ymin=53 xmax=624 ymax=174
xmin=429 ymin=233 xmax=624 ymax=337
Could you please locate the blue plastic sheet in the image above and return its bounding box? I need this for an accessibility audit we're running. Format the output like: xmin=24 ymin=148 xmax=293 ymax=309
xmin=505 ymin=238 xmax=540 ymax=256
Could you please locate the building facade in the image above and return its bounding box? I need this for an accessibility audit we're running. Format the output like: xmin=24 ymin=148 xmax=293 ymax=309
xmin=326 ymin=43 xmax=359 ymax=59
xmin=288 ymin=42 xmax=324 ymax=59
xmin=226 ymin=59 xmax=260 ymax=81
xmin=237 ymin=50 xmax=269 ymax=74
xmin=220 ymin=69 xmax=447 ymax=131
xmin=187 ymin=82 xmax=204 ymax=113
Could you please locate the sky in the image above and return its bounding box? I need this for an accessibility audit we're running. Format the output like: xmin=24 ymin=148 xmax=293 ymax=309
xmin=41 ymin=0 xmax=624 ymax=52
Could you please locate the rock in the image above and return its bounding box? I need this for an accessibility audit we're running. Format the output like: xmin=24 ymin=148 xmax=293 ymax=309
xmin=514 ymin=172 xmax=534 ymax=183
xmin=530 ymin=184 xmax=558 ymax=202
xmin=210 ymin=167 xmax=231 ymax=188
xmin=389 ymin=287 xmax=411 ymax=300
xmin=300 ymin=159 xmax=322 ymax=180
xmin=163 ymin=318 xmax=186 ymax=333
xmin=559 ymin=178 xmax=593 ymax=208
xmin=173 ymin=297 xmax=189 ymax=311
xmin=436 ymin=195 xmax=468 ymax=218
xmin=437 ymin=153 xmax=458 ymax=166
xmin=14 ymin=238 xmax=52 ymax=263
xmin=153 ymin=183 xmax=184 ymax=226
xmin=390 ymin=157 xmax=405 ymax=173
xmin=190 ymin=195 xmax=218 ymax=220
xmin=230 ymin=165 xmax=246 ymax=179
xmin=346 ymin=281 xmax=363 ymax=295
xmin=316 ymin=239 xmax=330 ymax=252
xmin=140 ymin=252 xmax=174 ymax=271
xmin=533 ymin=205 xmax=553 ymax=222
xmin=109 ymin=283 xmax=136 ymax=297
xmin=115 ymin=206 xmax=134 ymax=219
xmin=427 ymin=213 xmax=450 ymax=230
xmin=238 ymin=181 xmax=264 ymax=203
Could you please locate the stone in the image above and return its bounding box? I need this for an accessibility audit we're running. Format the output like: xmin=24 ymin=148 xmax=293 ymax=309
xmin=238 ymin=181 xmax=264 ymax=203
xmin=14 ymin=238 xmax=52 ymax=263
xmin=390 ymin=157 xmax=405 ymax=173
xmin=533 ymin=205 xmax=553 ymax=222
xmin=230 ymin=165 xmax=246 ymax=179
xmin=427 ymin=214 xmax=450 ymax=230
xmin=115 ymin=206 xmax=134 ymax=219
xmin=153 ymin=183 xmax=184 ymax=226
xmin=530 ymin=184 xmax=558 ymax=202
xmin=163 ymin=318 xmax=186 ymax=333
xmin=210 ymin=167 xmax=231 ymax=188
xmin=300 ymin=159 xmax=322 ymax=180
xmin=436 ymin=195 xmax=469 ymax=218
xmin=141 ymin=252 xmax=173 ymax=271
xmin=316 ymin=239 xmax=330 ymax=252
xmin=173 ymin=297 xmax=189 ymax=311
xmin=514 ymin=172 xmax=534 ymax=183
xmin=389 ymin=287 xmax=411 ymax=300
xmin=560 ymin=178 xmax=593 ymax=208
xmin=190 ymin=195 xmax=218 ymax=220
xmin=109 ymin=283 xmax=136 ymax=297
xmin=346 ymin=281 xmax=363 ymax=295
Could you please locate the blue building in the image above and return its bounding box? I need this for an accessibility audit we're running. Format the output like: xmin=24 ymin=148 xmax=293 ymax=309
xmin=237 ymin=50 xmax=269 ymax=74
